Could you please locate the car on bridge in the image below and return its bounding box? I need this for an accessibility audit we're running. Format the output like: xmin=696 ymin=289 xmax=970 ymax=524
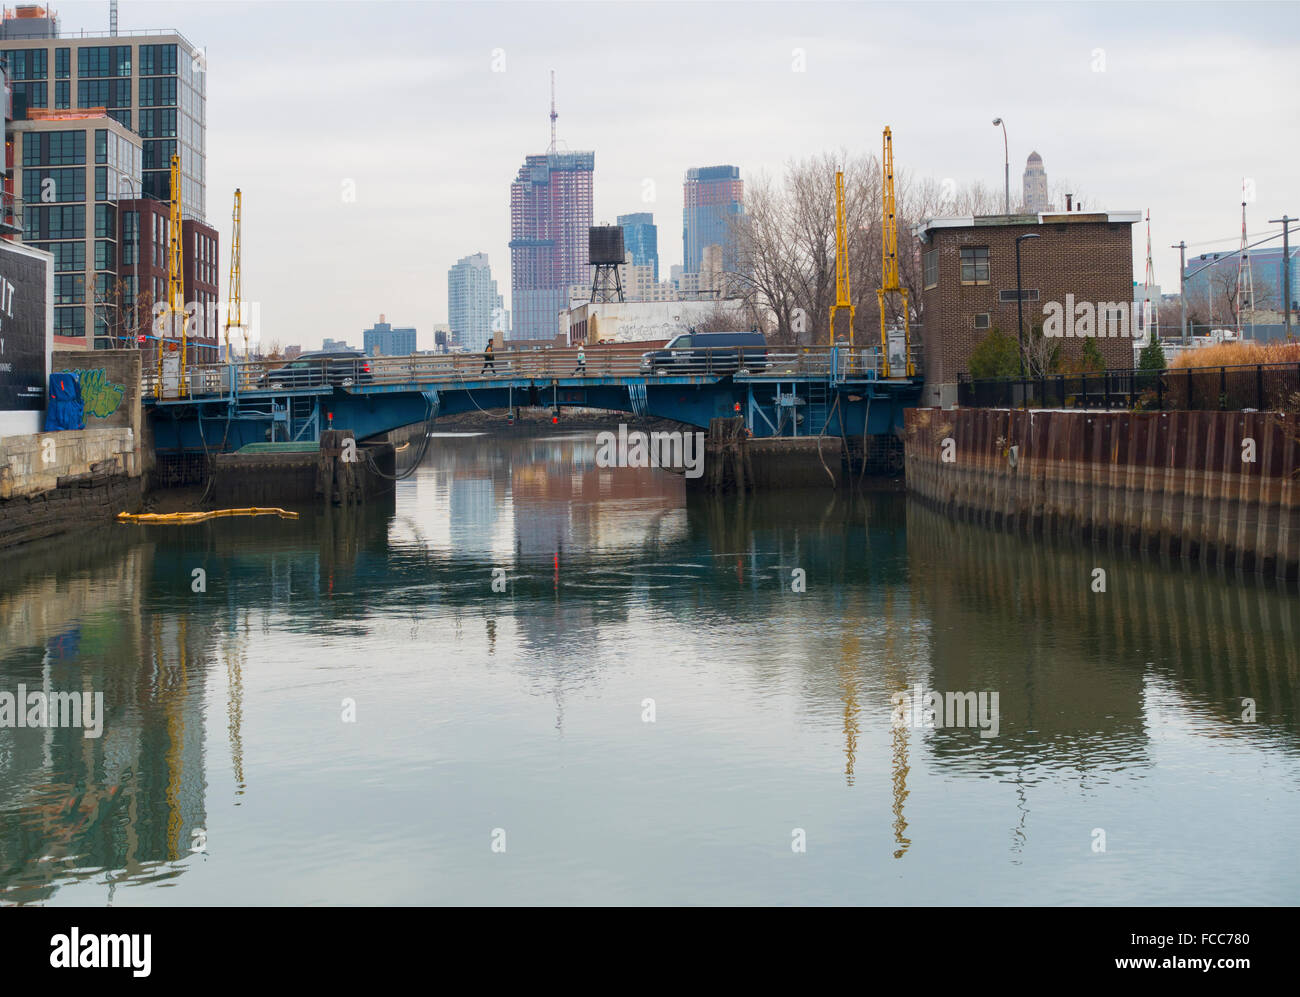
xmin=258 ymin=350 xmax=374 ymax=389
xmin=640 ymin=330 xmax=768 ymax=375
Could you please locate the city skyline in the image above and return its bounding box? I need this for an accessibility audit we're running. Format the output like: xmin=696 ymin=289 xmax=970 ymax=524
xmin=47 ymin=0 xmax=1296 ymax=352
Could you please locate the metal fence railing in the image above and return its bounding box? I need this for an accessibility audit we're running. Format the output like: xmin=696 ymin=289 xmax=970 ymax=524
xmin=957 ymin=362 xmax=1300 ymax=412
xmin=144 ymin=343 xmax=920 ymax=399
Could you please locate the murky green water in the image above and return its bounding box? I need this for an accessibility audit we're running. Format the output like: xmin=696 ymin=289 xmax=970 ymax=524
xmin=2 ymin=431 xmax=1298 ymax=905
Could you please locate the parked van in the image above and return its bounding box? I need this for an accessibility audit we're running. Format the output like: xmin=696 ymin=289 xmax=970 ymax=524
xmin=640 ymin=330 xmax=768 ymax=374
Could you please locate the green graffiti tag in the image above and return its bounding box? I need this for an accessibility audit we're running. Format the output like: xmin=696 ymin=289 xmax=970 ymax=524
xmin=68 ymin=368 xmax=126 ymax=418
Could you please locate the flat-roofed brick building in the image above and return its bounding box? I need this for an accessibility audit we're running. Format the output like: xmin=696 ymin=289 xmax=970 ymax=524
xmin=914 ymin=208 xmax=1141 ymax=406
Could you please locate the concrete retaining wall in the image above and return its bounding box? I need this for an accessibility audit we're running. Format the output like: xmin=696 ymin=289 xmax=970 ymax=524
xmin=904 ymin=407 xmax=1300 ymax=580
xmin=0 ymin=426 xmax=138 ymax=500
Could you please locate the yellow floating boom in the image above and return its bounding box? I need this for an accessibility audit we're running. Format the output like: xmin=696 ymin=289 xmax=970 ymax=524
xmin=117 ymin=507 xmax=300 ymax=524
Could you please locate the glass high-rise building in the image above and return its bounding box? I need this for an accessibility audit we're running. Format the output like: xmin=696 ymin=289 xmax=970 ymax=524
xmin=682 ymin=165 xmax=744 ymax=275
xmin=2 ymin=7 xmax=209 ymax=351
xmin=617 ymin=211 xmax=658 ymax=282
xmin=448 ymin=252 xmax=503 ymax=352
xmin=509 ymin=151 xmax=593 ymax=341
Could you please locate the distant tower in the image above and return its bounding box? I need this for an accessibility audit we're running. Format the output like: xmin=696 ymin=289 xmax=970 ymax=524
xmin=508 ymin=74 xmax=594 ymax=340
xmin=1236 ymin=183 xmax=1254 ymax=338
xmin=1022 ymin=151 xmax=1048 ymax=213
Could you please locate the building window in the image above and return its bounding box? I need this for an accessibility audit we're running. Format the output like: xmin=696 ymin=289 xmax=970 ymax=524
xmin=23 ymin=204 xmax=85 ymax=240
xmin=138 ymin=109 xmax=177 ymax=138
xmin=55 ymin=274 xmax=85 ymax=305
xmin=139 ymin=77 xmax=177 ymax=107
xmin=139 ymin=44 xmax=178 ymax=77
xmin=55 ymin=306 xmax=86 ymax=336
xmin=55 ymin=79 xmax=70 ymax=108
xmin=123 ymin=210 xmax=139 ymax=266
xmin=31 ymin=241 xmax=87 ymax=272
xmin=960 ymin=246 xmax=990 ymax=284
xmin=78 ymin=47 xmax=110 ymax=78
xmin=923 ymin=248 xmax=939 ymax=290
xmin=2 ymin=48 xmax=47 ymax=80
xmin=974 ymin=313 xmax=991 ymax=330
xmin=22 ymin=167 xmax=85 ymax=204
xmin=55 ymin=47 xmax=70 ymax=79
xmin=95 ymin=240 xmax=116 ymax=272
xmin=95 ymin=203 xmax=117 ymax=238
xmin=24 ymin=130 xmax=87 ymax=167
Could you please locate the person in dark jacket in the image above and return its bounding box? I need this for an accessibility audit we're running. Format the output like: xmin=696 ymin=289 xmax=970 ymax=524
xmin=481 ymin=341 xmax=496 ymax=375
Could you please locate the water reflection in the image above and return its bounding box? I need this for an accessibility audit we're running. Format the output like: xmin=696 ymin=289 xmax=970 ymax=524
xmin=1 ymin=432 xmax=1297 ymax=904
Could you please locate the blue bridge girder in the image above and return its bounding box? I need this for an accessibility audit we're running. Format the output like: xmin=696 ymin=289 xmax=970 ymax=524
xmin=145 ymin=346 xmax=922 ymax=454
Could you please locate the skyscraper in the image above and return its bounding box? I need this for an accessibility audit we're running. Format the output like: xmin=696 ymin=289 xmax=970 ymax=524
xmin=683 ymin=165 xmax=744 ymax=274
xmin=509 ymin=151 xmax=594 ymax=341
xmin=1022 ymin=151 xmax=1048 ymax=213
xmin=2 ymin=7 xmax=209 ymax=351
xmin=617 ymin=211 xmax=658 ymax=282
xmin=448 ymin=252 xmax=504 ymax=352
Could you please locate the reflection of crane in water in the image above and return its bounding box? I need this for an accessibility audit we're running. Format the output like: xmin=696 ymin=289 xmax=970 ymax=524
xmin=838 ymin=634 xmax=860 ymax=784
xmin=162 ymin=616 xmax=189 ymax=861
xmin=882 ymin=590 xmax=911 ymax=859
xmin=224 ymin=628 xmax=246 ymax=800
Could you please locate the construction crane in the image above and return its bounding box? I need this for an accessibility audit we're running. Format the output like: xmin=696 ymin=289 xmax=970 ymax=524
xmin=155 ymin=153 xmax=187 ymax=397
xmin=829 ymin=169 xmax=854 ymax=345
xmin=225 ymin=189 xmax=242 ymax=362
xmin=878 ymin=127 xmax=913 ymax=377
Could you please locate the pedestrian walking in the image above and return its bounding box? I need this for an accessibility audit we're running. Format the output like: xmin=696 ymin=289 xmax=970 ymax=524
xmin=573 ymin=344 xmax=586 ymax=376
xmin=481 ymin=341 xmax=496 ymax=375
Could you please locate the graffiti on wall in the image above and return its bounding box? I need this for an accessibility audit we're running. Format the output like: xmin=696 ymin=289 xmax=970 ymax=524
xmin=62 ymin=368 xmax=125 ymax=418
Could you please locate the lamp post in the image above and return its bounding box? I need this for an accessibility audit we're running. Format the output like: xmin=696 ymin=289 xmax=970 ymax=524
xmin=1015 ymin=232 xmax=1040 ymax=379
xmin=993 ymin=117 xmax=1009 ymax=215
xmin=117 ymin=174 xmax=140 ymax=351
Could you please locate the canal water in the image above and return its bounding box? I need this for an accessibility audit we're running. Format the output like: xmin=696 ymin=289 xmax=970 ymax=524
xmin=2 ymin=431 xmax=1297 ymax=905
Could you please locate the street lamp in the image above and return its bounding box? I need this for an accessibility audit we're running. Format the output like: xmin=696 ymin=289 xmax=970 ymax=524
xmin=1015 ymin=232 xmax=1040 ymax=379
xmin=992 ymin=117 xmax=1009 ymax=215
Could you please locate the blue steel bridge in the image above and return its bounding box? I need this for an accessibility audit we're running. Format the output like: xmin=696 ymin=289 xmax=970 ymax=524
xmin=146 ymin=344 xmax=923 ymax=455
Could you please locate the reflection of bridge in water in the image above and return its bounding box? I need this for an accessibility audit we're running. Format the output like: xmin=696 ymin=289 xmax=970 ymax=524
xmin=145 ymin=344 xmax=923 ymax=455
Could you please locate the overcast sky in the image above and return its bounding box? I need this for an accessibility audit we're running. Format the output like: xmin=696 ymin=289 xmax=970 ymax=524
xmin=60 ymin=0 xmax=1300 ymax=350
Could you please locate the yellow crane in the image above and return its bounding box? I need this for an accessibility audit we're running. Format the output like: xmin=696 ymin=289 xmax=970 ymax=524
xmin=225 ymin=189 xmax=242 ymax=362
xmin=878 ymin=127 xmax=914 ymax=377
xmin=829 ymin=169 xmax=854 ymax=345
xmin=156 ymin=153 xmax=187 ymax=396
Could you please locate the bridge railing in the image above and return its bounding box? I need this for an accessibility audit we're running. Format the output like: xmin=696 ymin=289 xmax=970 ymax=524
xmin=146 ymin=344 xmax=904 ymax=398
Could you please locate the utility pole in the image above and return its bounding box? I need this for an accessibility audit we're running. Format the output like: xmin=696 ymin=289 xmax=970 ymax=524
xmin=1171 ymin=240 xmax=1187 ymax=344
xmin=1268 ymin=214 xmax=1295 ymax=342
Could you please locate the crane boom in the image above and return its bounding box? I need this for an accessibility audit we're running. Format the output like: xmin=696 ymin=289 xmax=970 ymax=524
xmin=829 ymin=169 xmax=855 ymax=345
xmin=225 ymin=189 xmax=242 ymax=361
xmin=877 ymin=127 xmax=913 ymax=377
xmin=156 ymin=153 xmax=187 ymax=396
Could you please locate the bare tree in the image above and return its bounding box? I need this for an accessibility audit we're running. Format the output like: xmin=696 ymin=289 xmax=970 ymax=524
xmin=727 ymin=152 xmax=1015 ymax=350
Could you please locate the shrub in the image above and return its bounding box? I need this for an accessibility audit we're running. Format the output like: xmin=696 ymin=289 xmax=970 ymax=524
xmin=968 ymin=328 xmax=1021 ymax=380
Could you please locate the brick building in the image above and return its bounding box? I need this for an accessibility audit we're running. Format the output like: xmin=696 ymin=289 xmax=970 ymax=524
xmin=114 ymin=197 xmax=218 ymax=361
xmin=914 ymin=209 xmax=1141 ymax=406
